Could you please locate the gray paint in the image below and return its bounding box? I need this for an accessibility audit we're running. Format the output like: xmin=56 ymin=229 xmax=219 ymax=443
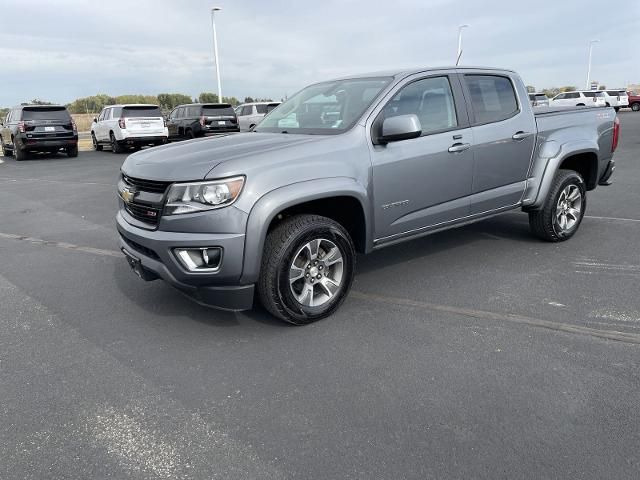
xmin=118 ymin=67 xmax=617 ymax=310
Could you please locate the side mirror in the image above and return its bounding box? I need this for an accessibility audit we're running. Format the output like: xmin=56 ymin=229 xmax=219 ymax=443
xmin=379 ymin=114 xmax=422 ymax=143
xmin=93 ymin=117 xmax=98 ymax=123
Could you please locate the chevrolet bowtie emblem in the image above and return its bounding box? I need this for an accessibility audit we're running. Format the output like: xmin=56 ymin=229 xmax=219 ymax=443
xmin=120 ymin=186 xmax=136 ymax=204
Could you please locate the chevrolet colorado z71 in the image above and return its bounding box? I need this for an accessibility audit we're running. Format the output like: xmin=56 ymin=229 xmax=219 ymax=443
xmin=116 ymin=67 xmax=619 ymax=324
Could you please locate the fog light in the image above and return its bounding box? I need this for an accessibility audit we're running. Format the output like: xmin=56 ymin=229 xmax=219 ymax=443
xmin=174 ymin=247 xmax=222 ymax=272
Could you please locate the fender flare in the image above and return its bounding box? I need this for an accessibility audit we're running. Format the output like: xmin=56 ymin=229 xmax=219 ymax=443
xmin=525 ymin=140 xmax=598 ymax=209
xmin=240 ymin=177 xmax=371 ymax=284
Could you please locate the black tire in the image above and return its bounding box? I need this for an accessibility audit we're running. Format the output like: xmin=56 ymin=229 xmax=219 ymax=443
xmin=13 ymin=140 xmax=26 ymax=161
xmin=258 ymin=214 xmax=355 ymax=325
xmin=614 ymin=107 xmax=620 ymax=113
xmin=92 ymin=133 xmax=103 ymax=151
xmin=186 ymin=129 xmax=195 ymax=139
xmin=528 ymin=170 xmax=587 ymax=242
xmin=66 ymin=145 xmax=78 ymax=157
xmin=605 ymin=102 xmax=610 ymax=107
xmin=0 ymin=139 xmax=7 ymax=157
xmin=632 ymin=103 xmax=640 ymax=112
xmin=110 ymin=133 xmax=124 ymax=154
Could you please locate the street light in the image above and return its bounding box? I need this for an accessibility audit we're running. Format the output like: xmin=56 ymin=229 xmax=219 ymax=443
xmin=211 ymin=7 xmax=223 ymax=102
xmin=586 ymin=39 xmax=600 ymax=90
xmin=456 ymin=24 xmax=469 ymax=66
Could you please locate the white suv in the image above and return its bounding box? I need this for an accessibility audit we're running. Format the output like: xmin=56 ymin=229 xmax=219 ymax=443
xmin=603 ymin=90 xmax=629 ymax=111
xmin=235 ymin=102 xmax=280 ymax=131
xmin=91 ymin=104 xmax=168 ymax=153
xmin=550 ymin=90 xmax=606 ymax=108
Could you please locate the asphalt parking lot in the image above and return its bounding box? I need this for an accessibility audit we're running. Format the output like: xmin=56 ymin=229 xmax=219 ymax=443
xmin=1 ymin=113 xmax=639 ymax=479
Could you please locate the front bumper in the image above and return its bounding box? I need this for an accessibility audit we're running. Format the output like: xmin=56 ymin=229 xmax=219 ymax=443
xmin=116 ymin=211 xmax=254 ymax=311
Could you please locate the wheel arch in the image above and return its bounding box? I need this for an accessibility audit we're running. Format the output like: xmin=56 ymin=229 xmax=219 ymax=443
xmin=240 ymin=178 xmax=371 ymax=284
xmin=524 ymin=141 xmax=599 ymax=209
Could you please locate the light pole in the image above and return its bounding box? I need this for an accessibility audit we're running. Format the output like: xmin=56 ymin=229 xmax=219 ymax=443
xmin=456 ymin=24 xmax=469 ymax=66
xmin=211 ymin=7 xmax=223 ymax=102
xmin=586 ymin=39 xmax=600 ymax=90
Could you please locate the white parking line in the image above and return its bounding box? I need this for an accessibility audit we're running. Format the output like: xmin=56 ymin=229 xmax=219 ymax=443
xmin=585 ymin=215 xmax=640 ymax=223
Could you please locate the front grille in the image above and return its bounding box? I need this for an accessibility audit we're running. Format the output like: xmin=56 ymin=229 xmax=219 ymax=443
xmin=121 ymin=235 xmax=160 ymax=260
xmin=122 ymin=174 xmax=171 ymax=194
xmin=125 ymin=203 xmax=162 ymax=226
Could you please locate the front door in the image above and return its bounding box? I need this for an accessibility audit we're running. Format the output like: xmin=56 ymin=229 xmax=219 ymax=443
xmin=370 ymin=74 xmax=474 ymax=242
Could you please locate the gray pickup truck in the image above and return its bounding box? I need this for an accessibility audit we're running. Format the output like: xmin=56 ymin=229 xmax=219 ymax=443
xmin=117 ymin=67 xmax=619 ymax=324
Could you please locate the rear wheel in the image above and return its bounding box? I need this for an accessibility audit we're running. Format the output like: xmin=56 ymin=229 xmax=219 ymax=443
xmin=614 ymin=107 xmax=620 ymax=112
xmin=632 ymin=103 xmax=640 ymax=112
xmin=110 ymin=133 xmax=124 ymax=154
xmin=13 ymin=139 xmax=26 ymax=161
xmin=92 ymin=133 xmax=103 ymax=151
xmin=66 ymin=145 xmax=78 ymax=157
xmin=528 ymin=170 xmax=586 ymax=242
xmin=186 ymin=129 xmax=195 ymax=139
xmin=258 ymin=214 xmax=355 ymax=325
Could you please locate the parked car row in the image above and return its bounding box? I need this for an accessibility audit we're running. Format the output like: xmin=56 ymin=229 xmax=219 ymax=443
xmin=88 ymin=100 xmax=282 ymax=153
xmin=529 ymin=89 xmax=631 ymax=112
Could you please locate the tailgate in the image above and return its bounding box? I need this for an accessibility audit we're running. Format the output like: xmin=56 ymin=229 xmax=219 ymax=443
xmin=123 ymin=117 xmax=165 ymax=135
xmin=25 ymin=119 xmax=75 ymax=138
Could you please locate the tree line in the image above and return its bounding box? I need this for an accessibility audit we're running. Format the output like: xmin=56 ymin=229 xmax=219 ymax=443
xmin=1 ymin=93 xmax=277 ymax=117
xmin=526 ymin=85 xmax=609 ymax=97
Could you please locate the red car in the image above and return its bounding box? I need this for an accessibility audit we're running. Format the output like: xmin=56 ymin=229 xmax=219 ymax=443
xmin=628 ymin=92 xmax=640 ymax=112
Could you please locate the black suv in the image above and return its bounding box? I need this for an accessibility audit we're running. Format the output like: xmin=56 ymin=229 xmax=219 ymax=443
xmin=0 ymin=105 xmax=78 ymax=160
xmin=166 ymin=103 xmax=239 ymax=141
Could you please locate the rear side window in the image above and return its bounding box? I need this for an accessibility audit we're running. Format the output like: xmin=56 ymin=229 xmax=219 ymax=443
xmin=535 ymin=94 xmax=547 ymax=101
xmin=464 ymin=75 xmax=518 ymax=124
xmin=266 ymin=103 xmax=280 ymax=113
xmin=21 ymin=107 xmax=71 ymax=121
xmin=255 ymin=104 xmax=268 ymax=114
xmin=241 ymin=105 xmax=253 ymax=116
xmin=582 ymin=92 xmax=596 ymax=97
xmin=122 ymin=106 xmax=162 ymax=118
xmin=203 ymin=105 xmax=236 ymax=117
xmin=606 ymin=91 xmax=619 ymax=96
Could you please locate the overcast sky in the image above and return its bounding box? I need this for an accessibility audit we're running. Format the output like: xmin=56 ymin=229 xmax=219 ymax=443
xmin=0 ymin=0 xmax=637 ymax=106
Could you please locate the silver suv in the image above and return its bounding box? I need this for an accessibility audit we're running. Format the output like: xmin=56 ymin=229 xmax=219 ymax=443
xmin=235 ymin=102 xmax=280 ymax=131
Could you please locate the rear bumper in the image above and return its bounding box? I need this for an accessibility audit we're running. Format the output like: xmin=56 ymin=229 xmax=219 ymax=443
xmin=116 ymin=211 xmax=254 ymax=311
xmin=599 ymin=160 xmax=615 ymax=186
xmin=17 ymin=135 xmax=77 ymax=150
xmin=119 ymin=136 xmax=168 ymax=146
xmin=202 ymin=127 xmax=240 ymax=135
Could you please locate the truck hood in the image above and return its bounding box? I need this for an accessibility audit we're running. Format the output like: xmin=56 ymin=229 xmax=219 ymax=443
xmin=120 ymin=133 xmax=326 ymax=181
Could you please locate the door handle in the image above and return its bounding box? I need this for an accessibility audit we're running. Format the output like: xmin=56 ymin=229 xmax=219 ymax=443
xmin=448 ymin=143 xmax=471 ymax=153
xmin=512 ymin=131 xmax=532 ymax=141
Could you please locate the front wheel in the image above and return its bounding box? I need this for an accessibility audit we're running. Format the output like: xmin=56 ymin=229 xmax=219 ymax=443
xmin=631 ymin=103 xmax=640 ymax=112
xmin=528 ymin=170 xmax=586 ymax=242
xmin=92 ymin=133 xmax=103 ymax=151
xmin=258 ymin=214 xmax=355 ymax=325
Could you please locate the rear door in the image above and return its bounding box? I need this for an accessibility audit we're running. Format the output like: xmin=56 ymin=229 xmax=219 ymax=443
xmin=121 ymin=106 xmax=164 ymax=136
xmin=370 ymin=72 xmax=474 ymax=241
xmin=459 ymin=72 xmax=536 ymax=213
xmin=166 ymin=108 xmax=179 ymax=138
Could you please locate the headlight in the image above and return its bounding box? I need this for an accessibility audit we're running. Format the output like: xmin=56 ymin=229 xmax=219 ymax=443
xmin=164 ymin=176 xmax=245 ymax=215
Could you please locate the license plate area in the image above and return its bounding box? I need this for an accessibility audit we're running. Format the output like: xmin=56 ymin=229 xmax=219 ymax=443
xmin=121 ymin=247 xmax=158 ymax=281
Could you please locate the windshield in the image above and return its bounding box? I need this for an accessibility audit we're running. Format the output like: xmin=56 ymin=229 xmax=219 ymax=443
xmin=255 ymin=77 xmax=392 ymax=134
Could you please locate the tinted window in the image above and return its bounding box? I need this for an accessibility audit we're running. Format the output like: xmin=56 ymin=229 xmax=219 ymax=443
xmin=567 ymin=92 xmax=580 ymax=99
xmin=534 ymin=94 xmax=547 ymax=101
xmin=383 ymin=76 xmax=458 ymax=134
xmin=203 ymin=105 xmax=236 ymax=117
xmin=21 ymin=107 xmax=71 ymax=121
xmin=241 ymin=105 xmax=253 ymax=116
xmin=582 ymin=92 xmax=596 ymax=97
xmin=121 ymin=106 xmax=162 ymax=118
xmin=266 ymin=103 xmax=280 ymax=113
xmin=606 ymin=91 xmax=619 ymax=96
xmin=255 ymin=104 xmax=268 ymax=114
xmin=555 ymin=94 xmax=566 ymax=100
xmin=464 ymin=75 xmax=518 ymax=124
